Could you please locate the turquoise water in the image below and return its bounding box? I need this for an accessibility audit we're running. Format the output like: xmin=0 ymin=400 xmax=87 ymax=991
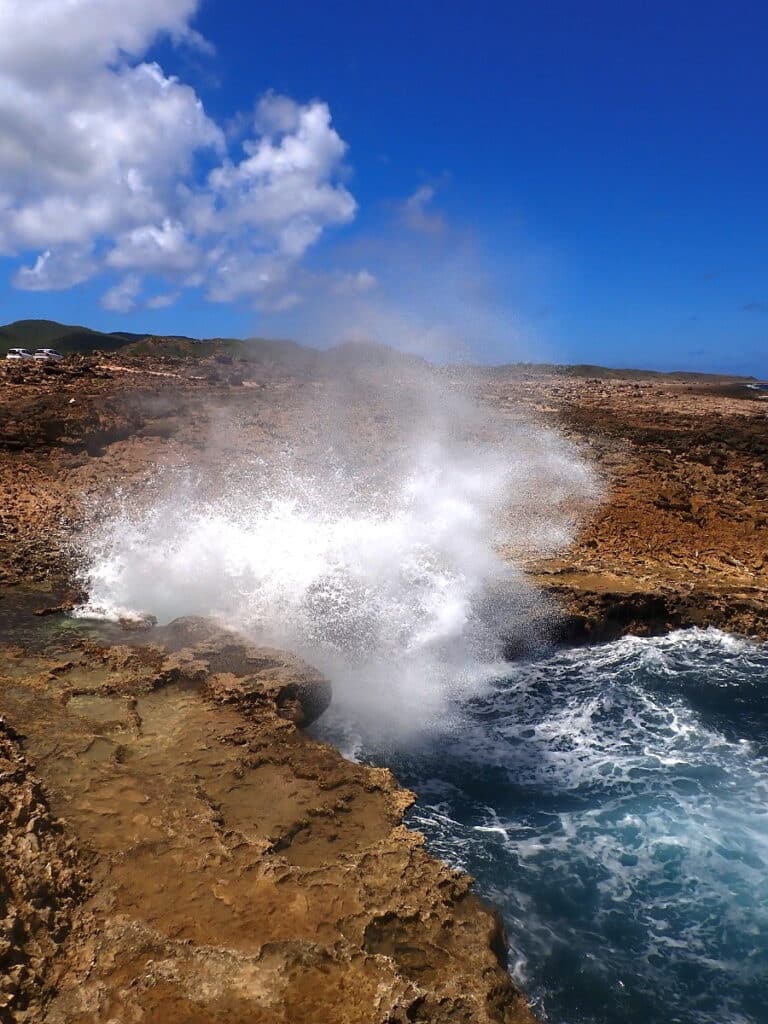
xmin=318 ymin=629 xmax=768 ymax=1024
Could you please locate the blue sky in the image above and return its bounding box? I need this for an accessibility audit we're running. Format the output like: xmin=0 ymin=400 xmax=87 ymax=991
xmin=1 ymin=1 xmax=766 ymax=374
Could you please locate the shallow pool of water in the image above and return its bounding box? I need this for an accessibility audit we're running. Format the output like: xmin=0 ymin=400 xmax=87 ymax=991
xmin=318 ymin=628 xmax=768 ymax=1024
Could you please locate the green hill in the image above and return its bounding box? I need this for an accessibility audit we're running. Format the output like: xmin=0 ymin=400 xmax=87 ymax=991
xmin=1 ymin=319 xmax=760 ymax=381
xmin=0 ymin=319 xmax=138 ymax=356
xmin=121 ymin=333 xmax=323 ymax=375
xmin=0 ymin=319 xmax=320 ymax=371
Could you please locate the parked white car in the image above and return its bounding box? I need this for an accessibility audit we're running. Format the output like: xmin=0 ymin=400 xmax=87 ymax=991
xmin=5 ymin=348 xmax=34 ymax=360
xmin=33 ymin=348 xmax=63 ymax=361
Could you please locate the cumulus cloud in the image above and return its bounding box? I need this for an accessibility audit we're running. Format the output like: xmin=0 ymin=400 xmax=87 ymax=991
xmin=0 ymin=0 xmax=201 ymax=81
xmin=146 ymin=291 xmax=180 ymax=310
xmin=106 ymin=220 xmax=201 ymax=274
xmin=13 ymin=247 xmax=96 ymax=291
xmin=0 ymin=0 xmax=357 ymax=312
xmin=101 ymin=274 xmax=143 ymax=313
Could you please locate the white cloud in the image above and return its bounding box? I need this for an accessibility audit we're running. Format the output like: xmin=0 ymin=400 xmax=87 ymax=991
xmin=101 ymin=274 xmax=142 ymax=313
xmin=107 ymin=220 xmax=201 ymax=273
xmin=332 ymin=269 xmax=377 ymax=294
xmin=201 ymin=94 xmax=356 ymax=303
xmin=13 ymin=246 xmax=96 ymax=290
xmin=0 ymin=1 xmax=357 ymax=311
xmin=0 ymin=0 xmax=200 ymax=81
xmin=146 ymin=291 xmax=180 ymax=310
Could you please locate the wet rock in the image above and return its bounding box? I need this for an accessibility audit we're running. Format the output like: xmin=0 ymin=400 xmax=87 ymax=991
xmin=0 ymin=634 xmax=532 ymax=1023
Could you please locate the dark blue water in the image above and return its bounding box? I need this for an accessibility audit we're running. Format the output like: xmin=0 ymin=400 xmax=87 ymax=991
xmin=318 ymin=629 xmax=768 ymax=1024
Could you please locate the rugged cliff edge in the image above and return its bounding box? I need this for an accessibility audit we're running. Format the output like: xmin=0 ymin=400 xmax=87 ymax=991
xmin=0 ymin=616 xmax=532 ymax=1023
xmin=484 ymin=371 xmax=768 ymax=641
xmin=1 ymin=351 xmax=765 ymax=1021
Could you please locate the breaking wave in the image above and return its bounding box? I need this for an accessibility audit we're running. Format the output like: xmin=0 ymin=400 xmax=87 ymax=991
xmin=319 ymin=628 xmax=768 ymax=1024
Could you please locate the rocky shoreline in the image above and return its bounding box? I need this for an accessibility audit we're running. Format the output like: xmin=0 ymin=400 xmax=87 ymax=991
xmin=0 ymin=351 xmax=765 ymax=1021
xmin=490 ymin=370 xmax=768 ymax=643
xmin=0 ymin=613 xmax=532 ymax=1023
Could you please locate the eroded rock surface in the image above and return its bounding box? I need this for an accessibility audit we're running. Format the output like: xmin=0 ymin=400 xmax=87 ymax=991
xmin=481 ymin=370 xmax=768 ymax=639
xmin=0 ymin=617 xmax=532 ymax=1023
xmin=0 ymin=718 xmax=87 ymax=1023
xmin=2 ymin=354 xmax=766 ymax=638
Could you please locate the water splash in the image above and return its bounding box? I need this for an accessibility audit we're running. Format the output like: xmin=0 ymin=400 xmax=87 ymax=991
xmin=76 ymin=375 xmax=596 ymax=731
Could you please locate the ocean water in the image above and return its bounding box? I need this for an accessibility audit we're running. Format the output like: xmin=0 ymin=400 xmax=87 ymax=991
xmin=316 ymin=628 xmax=768 ymax=1024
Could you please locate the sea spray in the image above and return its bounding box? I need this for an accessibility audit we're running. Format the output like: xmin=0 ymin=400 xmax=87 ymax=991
xmin=323 ymin=628 xmax=768 ymax=1024
xmin=76 ymin=368 xmax=596 ymax=731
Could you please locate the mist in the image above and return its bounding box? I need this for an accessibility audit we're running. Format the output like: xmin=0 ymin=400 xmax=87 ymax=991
xmin=254 ymin=185 xmax=560 ymax=367
xmin=76 ymin=358 xmax=597 ymax=735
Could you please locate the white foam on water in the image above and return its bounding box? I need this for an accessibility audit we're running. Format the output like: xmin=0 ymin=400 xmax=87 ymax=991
xmin=332 ymin=628 xmax=768 ymax=1023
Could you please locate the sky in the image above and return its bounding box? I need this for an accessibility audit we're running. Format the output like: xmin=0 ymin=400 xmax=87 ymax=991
xmin=0 ymin=0 xmax=766 ymax=374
